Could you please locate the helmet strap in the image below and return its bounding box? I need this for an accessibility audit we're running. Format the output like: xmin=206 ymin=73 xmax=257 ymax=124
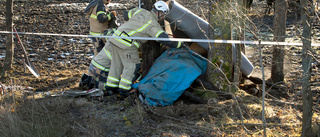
xmin=159 ymin=13 xmax=165 ymax=18
xmin=152 ymin=7 xmax=165 ymax=19
xmin=157 ymin=11 xmax=165 ymax=19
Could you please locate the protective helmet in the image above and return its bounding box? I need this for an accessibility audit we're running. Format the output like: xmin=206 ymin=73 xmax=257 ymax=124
xmin=154 ymin=1 xmax=169 ymax=15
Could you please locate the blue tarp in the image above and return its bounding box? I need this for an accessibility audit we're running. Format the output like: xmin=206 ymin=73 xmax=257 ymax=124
xmin=132 ymin=48 xmax=207 ymax=107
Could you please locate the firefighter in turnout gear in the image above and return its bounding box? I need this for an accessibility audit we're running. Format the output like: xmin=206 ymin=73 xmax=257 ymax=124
xmin=79 ymin=28 xmax=116 ymax=91
xmin=104 ymin=1 xmax=186 ymax=96
xmin=79 ymin=12 xmax=141 ymax=93
xmin=84 ymin=0 xmax=117 ymax=55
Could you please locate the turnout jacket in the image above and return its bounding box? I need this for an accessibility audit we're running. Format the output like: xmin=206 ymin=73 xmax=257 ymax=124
xmin=85 ymin=0 xmax=114 ymax=35
xmin=109 ymin=8 xmax=182 ymax=49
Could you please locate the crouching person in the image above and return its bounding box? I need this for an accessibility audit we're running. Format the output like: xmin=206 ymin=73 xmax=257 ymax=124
xmin=104 ymin=1 xmax=186 ymax=97
xmin=79 ymin=28 xmax=142 ymax=96
xmin=79 ymin=28 xmax=114 ymax=91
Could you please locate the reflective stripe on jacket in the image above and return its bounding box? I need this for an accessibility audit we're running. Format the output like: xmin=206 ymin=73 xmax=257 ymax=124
xmin=127 ymin=8 xmax=142 ymax=19
xmin=109 ymin=8 xmax=165 ymax=49
xmin=89 ymin=3 xmax=110 ymax=34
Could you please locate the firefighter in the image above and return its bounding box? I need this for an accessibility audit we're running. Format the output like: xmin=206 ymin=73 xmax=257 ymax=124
xmin=104 ymin=1 xmax=187 ymax=96
xmin=78 ymin=12 xmax=140 ymax=93
xmin=84 ymin=0 xmax=117 ymax=55
xmin=79 ymin=28 xmax=116 ymax=91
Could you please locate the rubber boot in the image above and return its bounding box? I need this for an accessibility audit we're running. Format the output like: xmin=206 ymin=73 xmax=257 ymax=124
xmin=105 ymin=86 xmax=119 ymax=94
xmin=79 ymin=73 xmax=93 ymax=89
xmin=118 ymin=88 xmax=137 ymax=99
xmin=88 ymin=80 xmax=98 ymax=89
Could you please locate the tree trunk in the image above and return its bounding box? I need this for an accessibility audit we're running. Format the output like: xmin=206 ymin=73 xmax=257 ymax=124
xmin=233 ymin=0 xmax=249 ymax=85
xmin=238 ymin=0 xmax=251 ymax=84
xmin=1 ymin=0 xmax=14 ymax=77
xmin=140 ymin=0 xmax=162 ymax=78
xmin=271 ymin=0 xmax=287 ymax=83
xmin=301 ymin=0 xmax=313 ymax=136
xmin=207 ymin=0 xmax=234 ymax=91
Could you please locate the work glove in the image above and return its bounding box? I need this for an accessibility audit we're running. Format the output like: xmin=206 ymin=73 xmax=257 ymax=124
xmin=103 ymin=29 xmax=110 ymax=36
xmin=108 ymin=11 xmax=119 ymax=28
xmin=110 ymin=11 xmax=116 ymax=19
xmin=110 ymin=11 xmax=116 ymax=16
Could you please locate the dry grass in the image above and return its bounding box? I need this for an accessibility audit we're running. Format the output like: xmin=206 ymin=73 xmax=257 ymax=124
xmin=0 ymin=81 xmax=319 ymax=136
xmin=0 ymin=0 xmax=320 ymax=136
xmin=0 ymin=89 xmax=103 ymax=137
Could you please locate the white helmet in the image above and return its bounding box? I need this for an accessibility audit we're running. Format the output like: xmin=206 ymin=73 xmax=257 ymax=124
xmin=154 ymin=1 xmax=169 ymax=15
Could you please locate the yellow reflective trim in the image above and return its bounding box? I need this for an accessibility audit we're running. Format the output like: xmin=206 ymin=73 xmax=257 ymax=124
xmin=128 ymin=9 xmax=133 ymax=19
xmin=114 ymin=30 xmax=131 ymax=44
xmin=116 ymin=20 xmax=152 ymax=48
xmin=128 ymin=20 xmax=152 ymax=36
xmin=136 ymin=20 xmax=152 ymax=32
xmin=176 ymin=41 xmax=182 ymax=48
xmin=120 ymin=78 xmax=132 ymax=85
xmin=107 ymin=13 xmax=111 ymax=20
xmin=114 ymin=30 xmax=139 ymax=48
xmin=112 ymin=19 xmax=153 ymax=49
xmin=97 ymin=11 xmax=106 ymax=16
xmin=106 ymin=30 xmax=112 ymax=35
xmin=108 ymin=76 xmax=119 ymax=82
xmin=114 ymin=30 xmax=121 ymax=35
xmin=115 ymin=37 xmax=132 ymax=47
xmin=128 ymin=8 xmax=141 ymax=19
xmin=133 ymin=42 xmax=140 ymax=48
xmin=90 ymin=31 xmax=102 ymax=36
xmin=91 ymin=60 xmax=109 ymax=72
xmin=90 ymin=14 xmax=97 ymax=19
xmin=106 ymin=82 xmax=118 ymax=88
xmin=119 ymin=84 xmax=131 ymax=90
xmin=155 ymin=30 xmax=164 ymax=38
xmin=132 ymin=9 xmax=142 ymax=16
xmin=103 ymin=48 xmax=112 ymax=60
xmin=103 ymin=83 xmax=107 ymax=90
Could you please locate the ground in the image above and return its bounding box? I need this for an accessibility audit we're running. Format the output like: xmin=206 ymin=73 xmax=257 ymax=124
xmin=0 ymin=0 xmax=320 ymax=136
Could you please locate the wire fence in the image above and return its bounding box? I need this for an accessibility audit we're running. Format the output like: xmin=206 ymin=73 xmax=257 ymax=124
xmin=0 ymin=0 xmax=320 ymax=136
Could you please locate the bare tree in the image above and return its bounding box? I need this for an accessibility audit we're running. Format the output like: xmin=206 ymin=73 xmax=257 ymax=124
xmin=1 ymin=0 xmax=14 ymax=77
xmin=271 ymin=0 xmax=287 ymax=83
xmin=140 ymin=0 xmax=162 ymax=78
xmin=207 ymin=0 xmax=234 ymax=91
xmin=234 ymin=0 xmax=250 ymax=84
xmin=300 ymin=0 xmax=313 ymax=136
